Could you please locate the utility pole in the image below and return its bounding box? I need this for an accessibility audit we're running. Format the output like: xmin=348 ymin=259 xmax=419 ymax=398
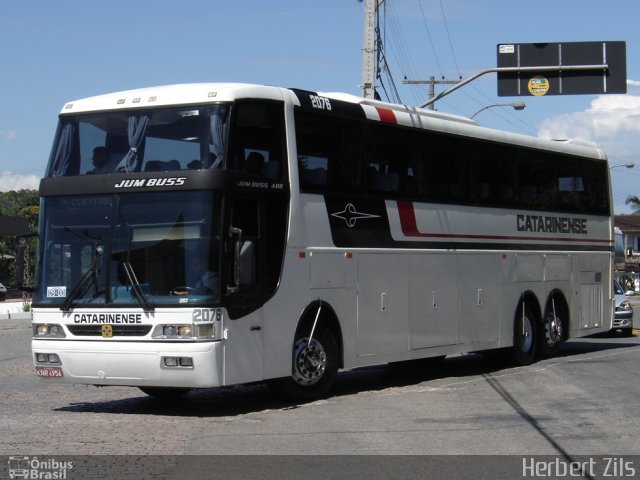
xmin=361 ymin=0 xmax=383 ymax=99
xmin=403 ymin=76 xmax=460 ymax=110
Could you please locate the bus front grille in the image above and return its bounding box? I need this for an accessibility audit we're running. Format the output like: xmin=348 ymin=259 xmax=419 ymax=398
xmin=67 ymin=325 xmax=153 ymax=337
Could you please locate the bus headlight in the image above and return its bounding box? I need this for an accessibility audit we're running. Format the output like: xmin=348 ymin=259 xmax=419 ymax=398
xmin=152 ymin=323 xmax=217 ymax=340
xmin=158 ymin=324 xmax=194 ymax=339
xmin=33 ymin=324 xmax=66 ymax=338
xmin=178 ymin=325 xmax=193 ymax=336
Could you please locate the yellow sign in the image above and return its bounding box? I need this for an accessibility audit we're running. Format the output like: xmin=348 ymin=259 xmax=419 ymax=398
xmin=528 ymin=76 xmax=550 ymax=96
xmin=101 ymin=324 xmax=113 ymax=338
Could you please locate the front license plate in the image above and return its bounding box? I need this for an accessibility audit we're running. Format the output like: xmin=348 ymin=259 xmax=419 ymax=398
xmin=35 ymin=366 xmax=63 ymax=378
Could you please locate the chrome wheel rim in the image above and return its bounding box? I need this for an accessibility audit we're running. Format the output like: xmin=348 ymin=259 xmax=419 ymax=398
xmin=292 ymin=337 xmax=327 ymax=386
xmin=545 ymin=312 xmax=563 ymax=346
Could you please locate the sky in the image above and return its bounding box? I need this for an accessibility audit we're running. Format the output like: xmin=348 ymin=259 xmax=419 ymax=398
xmin=1 ymin=0 xmax=639 ymax=213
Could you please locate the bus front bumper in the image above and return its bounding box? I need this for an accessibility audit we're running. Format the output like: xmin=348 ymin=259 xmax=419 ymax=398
xmin=32 ymin=339 xmax=224 ymax=388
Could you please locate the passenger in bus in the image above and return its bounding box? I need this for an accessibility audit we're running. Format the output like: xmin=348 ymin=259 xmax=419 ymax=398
xmin=187 ymin=250 xmax=218 ymax=295
xmin=244 ymin=151 xmax=265 ymax=174
xmin=88 ymin=146 xmax=119 ymax=174
xmin=166 ymin=160 xmax=181 ymax=171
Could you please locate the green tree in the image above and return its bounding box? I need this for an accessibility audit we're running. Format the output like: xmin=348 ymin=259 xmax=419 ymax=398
xmin=0 ymin=189 xmax=39 ymax=288
xmin=0 ymin=189 xmax=38 ymax=217
xmin=625 ymin=195 xmax=640 ymax=215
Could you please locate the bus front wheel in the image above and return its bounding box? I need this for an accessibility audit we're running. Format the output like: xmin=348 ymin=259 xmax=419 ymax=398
xmin=270 ymin=329 xmax=338 ymax=401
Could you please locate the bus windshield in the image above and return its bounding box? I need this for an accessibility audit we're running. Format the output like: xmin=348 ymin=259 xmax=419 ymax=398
xmin=46 ymin=104 xmax=230 ymax=176
xmin=35 ymin=190 xmax=221 ymax=308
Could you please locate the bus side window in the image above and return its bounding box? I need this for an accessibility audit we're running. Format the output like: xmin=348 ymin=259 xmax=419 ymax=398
xmin=364 ymin=125 xmax=408 ymax=196
xmin=230 ymin=101 xmax=286 ymax=179
xmin=295 ymin=111 xmax=361 ymax=193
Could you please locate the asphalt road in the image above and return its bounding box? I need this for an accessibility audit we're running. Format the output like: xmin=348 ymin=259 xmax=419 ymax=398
xmin=1 ymin=312 xmax=640 ymax=479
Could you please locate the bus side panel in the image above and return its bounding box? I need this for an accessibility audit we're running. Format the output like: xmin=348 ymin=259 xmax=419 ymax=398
xmin=260 ymin=250 xmax=311 ymax=381
xmin=409 ymin=253 xmax=459 ymax=349
xmin=458 ymin=253 xmax=501 ymax=346
xmin=356 ymin=253 xmax=409 ymax=356
xmin=223 ymin=310 xmax=264 ymax=386
xmin=571 ymin=252 xmax=612 ymax=336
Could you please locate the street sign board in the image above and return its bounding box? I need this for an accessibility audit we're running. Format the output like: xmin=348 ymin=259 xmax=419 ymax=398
xmin=497 ymin=41 xmax=626 ymax=96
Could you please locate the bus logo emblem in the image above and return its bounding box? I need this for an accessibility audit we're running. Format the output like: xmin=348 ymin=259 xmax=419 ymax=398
xmin=331 ymin=203 xmax=380 ymax=228
xmin=101 ymin=325 xmax=113 ymax=338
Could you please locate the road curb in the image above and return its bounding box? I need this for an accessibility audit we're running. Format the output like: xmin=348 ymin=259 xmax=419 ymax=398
xmin=0 ymin=312 xmax=32 ymax=321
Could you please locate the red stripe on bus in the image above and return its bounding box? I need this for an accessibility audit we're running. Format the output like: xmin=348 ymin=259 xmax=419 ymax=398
xmin=396 ymin=200 xmax=612 ymax=245
xmin=375 ymin=107 xmax=397 ymax=124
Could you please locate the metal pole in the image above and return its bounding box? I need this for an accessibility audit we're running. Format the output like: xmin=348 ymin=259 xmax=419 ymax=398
xmin=361 ymin=0 xmax=378 ymax=98
xmin=404 ymin=76 xmax=460 ymax=110
xmin=419 ymin=64 xmax=609 ymax=109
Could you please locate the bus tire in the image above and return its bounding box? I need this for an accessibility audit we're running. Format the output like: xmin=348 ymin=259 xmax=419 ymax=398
xmin=537 ymin=310 xmax=564 ymax=358
xmin=510 ymin=305 xmax=537 ymax=366
xmin=270 ymin=329 xmax=338 ymax=401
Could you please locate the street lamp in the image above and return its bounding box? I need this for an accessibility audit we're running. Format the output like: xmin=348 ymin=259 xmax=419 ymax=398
xmin=609 ymin=162 xmax=635 ymax=170
xmin=470 ymin=102 xmax=526 ymax=119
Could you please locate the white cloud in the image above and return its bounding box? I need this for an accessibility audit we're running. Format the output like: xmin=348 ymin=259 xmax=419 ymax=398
xmin=537 ymin=82 xmax=640 ymax=213
xmin=1 ymin=130 xmax=17 ymax=141
xmin=0 ymin=171 xmax=40 ymax=191
xmin=537 ymin=94 xmax=640 ymax=157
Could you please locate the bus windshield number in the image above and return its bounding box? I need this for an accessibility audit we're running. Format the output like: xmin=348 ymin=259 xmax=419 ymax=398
xmin=193 ymin=308 xmax=217 ymax=323
xmin=310 ymin=95 xmax=331 ymax=111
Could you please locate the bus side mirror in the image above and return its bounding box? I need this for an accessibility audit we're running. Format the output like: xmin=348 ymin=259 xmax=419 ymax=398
xmin=238 ymin=240 xmax=255 ymax=285
xmin=226 ymin=227 xmax=255 ymax=295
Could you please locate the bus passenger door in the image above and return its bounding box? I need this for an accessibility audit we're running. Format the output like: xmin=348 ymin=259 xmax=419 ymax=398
xmin=222 ymin=196 xmax=264 ymax=385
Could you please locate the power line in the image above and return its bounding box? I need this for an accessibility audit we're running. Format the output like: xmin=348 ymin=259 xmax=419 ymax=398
xmin=438 ymin=0 xmax=461 ymax=78
xmin=384 ymin=1 xmax=423 ymax=104
xmin=417 ymin=0 xmax=443 ymax=78
xmin=375 ymin=2 xmax=402 ymax=103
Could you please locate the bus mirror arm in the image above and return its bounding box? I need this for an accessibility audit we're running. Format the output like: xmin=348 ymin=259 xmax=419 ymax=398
xmin=227 ymin=226 xmax=243 ymax=295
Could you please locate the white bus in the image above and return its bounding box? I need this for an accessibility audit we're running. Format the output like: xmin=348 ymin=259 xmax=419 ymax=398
xmin=30 ymin=83 xmax=614 ymax=400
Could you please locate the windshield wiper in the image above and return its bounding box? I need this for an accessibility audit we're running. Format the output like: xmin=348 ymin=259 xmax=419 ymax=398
xmin=61 ymin=244 xmax=102 ymax=312
xmin=60 ymin=266 xmax=96 ymax=312
xmin=122 ymin=261 xmax=154 ymax=312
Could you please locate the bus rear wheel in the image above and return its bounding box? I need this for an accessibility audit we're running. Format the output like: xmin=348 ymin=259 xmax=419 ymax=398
xmin=537 ymin=310 xmax=564 ymax=358
xmin=270 ymin=329 xmax=338 ymax=401
xmin=510 ymin=305 xmax=537 ymax=366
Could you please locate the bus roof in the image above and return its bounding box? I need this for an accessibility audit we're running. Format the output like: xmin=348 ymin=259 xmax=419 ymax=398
xmin=60 ymin=83 xmax=287 ymax=114
xmin=60 ymin=82 xmax=607 ymax=161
